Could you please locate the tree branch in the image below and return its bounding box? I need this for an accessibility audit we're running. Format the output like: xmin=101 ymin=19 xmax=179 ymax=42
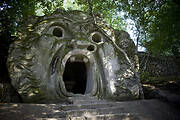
xmin=87 ymin=0 xmax=93 ymax=16
xmin=87 ymin=0 xmax=96 ymax=24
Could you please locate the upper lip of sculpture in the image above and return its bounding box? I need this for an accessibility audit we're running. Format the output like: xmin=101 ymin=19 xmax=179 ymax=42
xmin=61 ymin=49 xmax=93 ymax=69
xmin=68 ymin=55 xmax=89 ymax=63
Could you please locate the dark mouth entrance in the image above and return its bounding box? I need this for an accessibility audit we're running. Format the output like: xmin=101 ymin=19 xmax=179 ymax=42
xmin=63 ymin=60 xmax=87 ymax=94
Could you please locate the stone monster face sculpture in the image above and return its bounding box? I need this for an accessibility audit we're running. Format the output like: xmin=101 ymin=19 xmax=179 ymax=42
xmin=7 ymin=10 xmax=143 ymax=103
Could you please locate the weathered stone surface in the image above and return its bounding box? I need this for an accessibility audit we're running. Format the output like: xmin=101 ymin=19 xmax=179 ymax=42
xmin=7 ymin=9 xmax=143 ymax=103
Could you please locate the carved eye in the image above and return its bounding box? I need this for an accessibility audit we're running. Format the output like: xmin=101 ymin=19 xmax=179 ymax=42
xmin=90 ymin=32 xmax=103 ymax=44
xmin=52 ymin=27 xmax=64 ymax=38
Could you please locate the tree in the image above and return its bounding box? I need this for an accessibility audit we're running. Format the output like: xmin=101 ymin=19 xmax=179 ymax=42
xmin=75 ymin=0 xmax=127 ymax=30
xmin=144 ymin=1 xmax=180 ymax=56
xmin=1 ymin=0 xmax=179 ymax=56
xmin=117 ymin=0 xmax=180 ymax=56
xmin=0 ymin=0 xmax=64 ymax=37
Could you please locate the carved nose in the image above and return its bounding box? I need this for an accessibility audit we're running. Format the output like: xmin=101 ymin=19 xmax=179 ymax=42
xmin=68 ymin=40 xmax=96 ymax=52
xmin=87 ymin=45 xmax=95 ymax=51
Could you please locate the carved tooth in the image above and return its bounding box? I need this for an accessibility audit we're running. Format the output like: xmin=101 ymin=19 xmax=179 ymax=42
xmin=70 ymin=57 xmax=75 ymax=62
xmin=83 ymin=58 xmax=88 ymax=63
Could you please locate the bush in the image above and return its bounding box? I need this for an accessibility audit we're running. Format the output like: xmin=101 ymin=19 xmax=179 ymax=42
xmin=140 ymin=72 xmax=151 ymax=83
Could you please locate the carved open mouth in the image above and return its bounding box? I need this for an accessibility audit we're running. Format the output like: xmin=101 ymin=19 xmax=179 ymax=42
xmin=63 ymin=55 xmax=88 ymax=94
xmin=49 ymin=49 xmax=98 ymax=98
xmin=61 ymin=53 xmax=95 ymax=96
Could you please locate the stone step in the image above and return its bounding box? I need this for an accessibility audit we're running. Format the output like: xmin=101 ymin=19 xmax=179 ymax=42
xmin=68 ymin=113 xmax=141 ymax=120
xmin=65 ymin=106 xmax=127 ymax=117
xmin=32 ymin=118 xmax=65 ymax=120
xmin=68 ymin=96 xmax=99 ymax=101
xmin=60 ymin=102 xmax=121 ymax=111
xmin=44 ymin=105 xmax=127 ymax=118
xmin=34 ymin=113 xmax=142 ymax=120
xmin=71 ymin=99 xmax=108 ymax=104
xmin=0 ymin=103 xmax=66 ymax=119
xmin=67 ymin=96 xmax=108 ymax=104
xmin=1 ymin=99 xmax=180 ymax=120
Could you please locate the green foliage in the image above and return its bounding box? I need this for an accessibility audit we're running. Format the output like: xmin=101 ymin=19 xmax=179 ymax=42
xmin=140 ymin=72 xmax=151 ymax=83
xmin=36 ymin=0 xmax=63 ymax=15
xmin=0 ymin=0 xmax=64 ymax=36
xmin=144 ymin=1 xmax=180 ymax=56
xmin=1 ymin=0 xmax=179 ymax=56
xmin=75 ymin=0 xmax=127 ymax=30
xmin=0 ymin=0 xmax=37 ymax=35
xmin=63 ymin=0 xmax=82 ymax=11
xmin=75 ymin=0 xmax=180 ymax=56
xmin=120 ymin=0 xmax=180 ymax=56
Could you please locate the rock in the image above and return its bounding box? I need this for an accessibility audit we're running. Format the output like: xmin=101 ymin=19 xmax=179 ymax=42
xmin=7 ymin=9 xmax=143 ymax=103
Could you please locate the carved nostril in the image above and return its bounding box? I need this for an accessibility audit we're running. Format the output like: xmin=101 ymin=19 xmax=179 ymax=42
xmin=87 ymin=45 xmax=95 ymax=51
